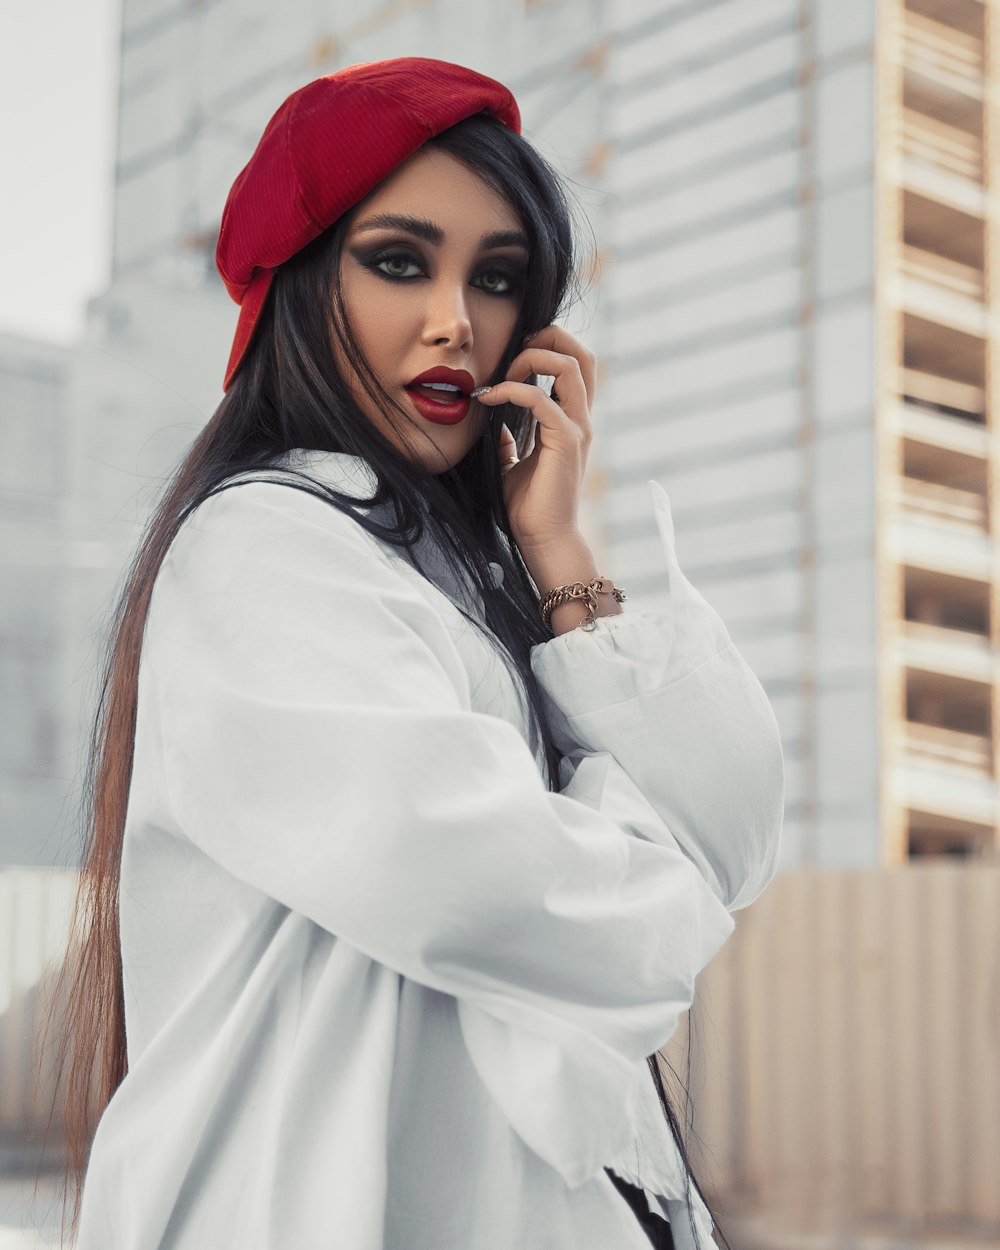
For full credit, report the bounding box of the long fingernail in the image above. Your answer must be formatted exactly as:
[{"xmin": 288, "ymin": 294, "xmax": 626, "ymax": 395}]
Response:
[{"xmin": 470, "ymin": 385, "xmax": 493, "ymax": 398}]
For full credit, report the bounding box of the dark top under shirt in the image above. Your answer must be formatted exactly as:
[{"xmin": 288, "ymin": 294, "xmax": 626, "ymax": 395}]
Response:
[{"xmin": 604, "ymin": 1168, "xmax": 675, "ymax": 1249}]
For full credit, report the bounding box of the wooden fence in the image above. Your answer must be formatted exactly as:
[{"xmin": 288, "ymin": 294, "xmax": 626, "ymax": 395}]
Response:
[{"xmin": 663, "ymin": 864, "xmax": 1000, "ymax": 1244}]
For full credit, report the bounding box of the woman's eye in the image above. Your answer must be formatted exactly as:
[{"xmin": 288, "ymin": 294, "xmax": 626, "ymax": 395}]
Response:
[
  {"xmin": 477, "ymin": 270, "xmax": 512, "ymax": 294},
  {"xmin": 377, "ymin": 255, "xmax": 421, "ymax": 279}
]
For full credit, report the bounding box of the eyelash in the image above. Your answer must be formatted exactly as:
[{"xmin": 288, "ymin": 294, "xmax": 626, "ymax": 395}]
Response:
[{"xmin": 363, "ymin": 248, "xmax": 523, "ymax": 297}]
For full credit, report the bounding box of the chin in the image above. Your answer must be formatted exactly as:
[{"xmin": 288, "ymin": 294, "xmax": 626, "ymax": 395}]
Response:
[
  {"xmin": 405, "ymin": 445, "xmax": 463, "ymax": 476},
  {"xmin": 434, "ymin": 449, "xmax": 474, "ymax": 475},
  {"xmin": 416, "ymin": 434, "xmax": 483, "ymax": 475}
]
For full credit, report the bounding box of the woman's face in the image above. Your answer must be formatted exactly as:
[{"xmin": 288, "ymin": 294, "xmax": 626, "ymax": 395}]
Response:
[{"xmin": 334, "ymin": 145, "xmax": 528, "ymax": 473}]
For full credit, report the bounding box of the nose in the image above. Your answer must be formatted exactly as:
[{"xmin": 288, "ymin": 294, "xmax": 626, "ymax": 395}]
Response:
[{"xmin": 421, "ymin": 273, "xmax": 473, "ymax": 350}]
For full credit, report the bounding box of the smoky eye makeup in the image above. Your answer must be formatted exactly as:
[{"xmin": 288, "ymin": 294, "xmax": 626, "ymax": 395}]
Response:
[
  {"xmin": 344, "ymin": 240, "xmax": 418, "ymax": 279},
  {"xmin": 468, "ymin": 254, "xmax": 528, "ymax": 296},
  {"xmin": 348, "ymin": 239, "xmax": 528, "ymax": 295}
]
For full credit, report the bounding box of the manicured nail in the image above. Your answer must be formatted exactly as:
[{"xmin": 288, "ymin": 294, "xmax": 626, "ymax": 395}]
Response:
[{"xmin": 470, "ymin": 385, "xmax": 493, "ymax": 398}]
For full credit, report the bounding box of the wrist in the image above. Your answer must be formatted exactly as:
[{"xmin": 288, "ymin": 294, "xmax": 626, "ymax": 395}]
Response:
[
  {"xmin": 520, "ymin": 534, "xmax": 624, "ymax": 637},
  {"xmin": 519, "ymin": 533, "xmax": 598, "ymax": 598}
]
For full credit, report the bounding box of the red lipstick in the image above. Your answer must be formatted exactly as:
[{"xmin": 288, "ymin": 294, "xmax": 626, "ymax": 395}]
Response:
[{"xmin": 405, "ymin": 366, "xmax": 476, "ymax": 426}]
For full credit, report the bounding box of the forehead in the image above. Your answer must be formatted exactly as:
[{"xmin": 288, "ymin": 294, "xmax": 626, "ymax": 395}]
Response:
[{"xmin": 347, "ymin": 146, "xmax": 522, "ymax": 235}]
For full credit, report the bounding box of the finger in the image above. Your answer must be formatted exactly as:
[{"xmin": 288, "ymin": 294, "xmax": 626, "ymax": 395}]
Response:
[
  {"xmin": 522, "ymin": 327, "xmax": 597, "ymax": 406},
  {"xmin": 476, "ymin": 380, "xmax": 586, "ymax": 442},
  {"xmin": 504, "ymin": 349, "xmax": 590, "ymax": 430},
  {"xmin": 507, "ymin": 347, "xmax": 584, "ymax": 392}
]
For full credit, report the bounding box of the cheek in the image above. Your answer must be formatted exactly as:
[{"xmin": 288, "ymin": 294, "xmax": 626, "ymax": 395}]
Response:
[
  {"xmin": 475, "ymin": 300, "xmax": 519, "ymax": 357},
  {"xmin": 337, "ymin": 276, "xmax": 399, "ymax": 375}
]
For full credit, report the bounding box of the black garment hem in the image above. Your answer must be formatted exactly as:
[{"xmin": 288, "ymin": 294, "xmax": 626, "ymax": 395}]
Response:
[{"xmin": 604, "ymin": 1167, "xmax": 675, "ymax": 1249}]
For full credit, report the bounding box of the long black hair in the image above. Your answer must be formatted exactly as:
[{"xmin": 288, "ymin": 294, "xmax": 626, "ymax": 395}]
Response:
[
  {"xmin": 53, "ymin": 109, "xmax": 728, "ymax": 1248},
  {"xmin": 205, "ymin": 110, "xmax": 578, "ymax": 789}
]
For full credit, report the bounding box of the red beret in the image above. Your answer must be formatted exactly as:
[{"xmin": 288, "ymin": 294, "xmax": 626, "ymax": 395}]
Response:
[{"xmin": 215, "ymin": 57, "xmax": 521, "ymax": 392}]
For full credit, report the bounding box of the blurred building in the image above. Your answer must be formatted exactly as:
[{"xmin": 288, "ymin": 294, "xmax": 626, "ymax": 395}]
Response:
[
  {"xmin": 6, "ymin": 0, "xmax": 996, "ymax": 874},
  {"xmin": 0, "ymin": 336, "xmax": 74, "ymax": 868},
  {"xmin": 601, "ymin": 0, "xmax": 997, "ymax": 872},
  {"xmin": 19, "ymin": 0, "xmax": 990, "ymax": 875},
  {"xmin": 877, "ymin": 0, "xmax": 998, "ymax": 862}
]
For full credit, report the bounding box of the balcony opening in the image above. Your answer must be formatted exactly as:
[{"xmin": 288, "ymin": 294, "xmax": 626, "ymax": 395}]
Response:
[
  {"xmin": 904, "ymin": 667, "xmax": 991, "ymax": 787},
  {"xmin": 900, "ymin": 102, "xmax": 982, "ymax": 183},
  {"xmin": 903, "ymin": 438, "xmax": 985, "ymax": 491},
  {"xmin": 902, "ymin": 1, "xmax": 984, "ymax": 135},
  {"xmin": 903, "ymin": 312, "xmax": 985, "ymax": 389},
  {"xmin": 903, "ymin": 565, "xmax": 990, "ymax": 636},
  {"xmin": 904, "ymin": 0, "xmax": 984, "ymax": 44},
  {"xmin": 907, "ymin": 808, "xmax": 993, "ymax": 858},
  {"xmin": 902, "ymin": 189, "xmax": 983, "ymax": 271},
  {"xmin": 899, "ymin": 437, "xmax": 988, "ymax": 531},
  {"xmin": 905, "ymin": 670, "xmax": 990, "ymax": 735}
]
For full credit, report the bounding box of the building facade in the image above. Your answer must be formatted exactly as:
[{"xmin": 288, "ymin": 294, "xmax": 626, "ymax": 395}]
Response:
[
  {"xmin": 0, "ymin": 336, "xmax": 73, "ymax": 867},
  {"xmin": 876, "ymin": 0, "xmax": 998, "ymax": 860},
  {"xmin": 4, "ymin": 0, "xmax": 999, "ymax": 872}
]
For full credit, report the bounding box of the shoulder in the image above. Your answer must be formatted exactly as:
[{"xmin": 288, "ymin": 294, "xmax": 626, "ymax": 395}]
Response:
[
  {"xmin": 164, "ymin": 453, "xmax": 394, "ymax": 591},
  {"xmin": 151, "ymin": 453, "xmax": 464, "ymax": 657},
  {"xmin": 144, "ymin": 457, "xmax": 473, "ymax": 706}
]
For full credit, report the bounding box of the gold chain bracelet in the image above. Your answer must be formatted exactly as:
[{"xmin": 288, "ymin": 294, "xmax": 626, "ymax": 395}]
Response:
[{"xmin": 539, "ymin": 576, "xmax": 628, "ymax": 633}]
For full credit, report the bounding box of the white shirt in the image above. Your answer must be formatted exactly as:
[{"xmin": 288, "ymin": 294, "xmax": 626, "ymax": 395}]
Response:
[{"xmin": 75, "ymin": 448, "xmax": 784, "ymax": 1250}]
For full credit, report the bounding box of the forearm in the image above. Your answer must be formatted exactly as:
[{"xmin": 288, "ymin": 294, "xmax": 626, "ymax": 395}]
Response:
[{"xmin": 519, "ymin": 533, "xmax": 624, "ymax": 637}]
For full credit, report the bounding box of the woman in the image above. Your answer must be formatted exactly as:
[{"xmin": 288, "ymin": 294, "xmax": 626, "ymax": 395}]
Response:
[{"xmin": 57, "ymin": 57, "xmax": 784, "ymax": 1250}]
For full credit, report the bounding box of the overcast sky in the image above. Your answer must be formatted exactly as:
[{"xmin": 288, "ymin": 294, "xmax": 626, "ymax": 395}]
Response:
[{"xmin": 1, "ymin": 0, "xmax": 120, "ymax": 345}]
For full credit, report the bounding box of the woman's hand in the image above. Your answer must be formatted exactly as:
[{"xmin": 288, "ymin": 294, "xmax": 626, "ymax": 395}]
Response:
[{"xmin": 475, "ymin": 324, "xmax": 597, "ymax": 554}]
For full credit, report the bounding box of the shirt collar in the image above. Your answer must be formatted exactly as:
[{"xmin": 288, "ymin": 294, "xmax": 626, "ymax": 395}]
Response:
[
  {"xmin": 269, "ymin": 448, "xmax": 380, "ymax": 501},
  {"xmin": 267, "ymin": 447, "xmax": 505, "ymax": 601}
]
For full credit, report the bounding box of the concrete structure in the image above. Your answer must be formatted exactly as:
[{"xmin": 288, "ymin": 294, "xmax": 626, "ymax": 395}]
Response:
[
  {"xmin": 602, "ymin": 0, "xmax": 999, "ymax": 869},
  {"xmin": 4, "ymin": 0, "xmax": 1000, "ymax": 873},
  {"xmin": 875, "ymin": 0, "xmax": 999, "ymax": 862},
  {"xmin": 602, "ymin": 0, "xmax": 882, "ymax": 871},
  {"xmin": 0, "ymin": 337, "xmax": 74, "ymax": 868}
]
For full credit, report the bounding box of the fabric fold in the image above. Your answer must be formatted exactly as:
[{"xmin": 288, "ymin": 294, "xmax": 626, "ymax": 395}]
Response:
[
  {"xmin": 530, "ymin": 479, "xmax": 784, "ymax": 912},
  {"xmin": 75, "ymin": 452, "xmax": 785, "ymax": 1249},
  {"xmin": 149, "ymin": 480, "xmax": 738, "ymax": 1187}
]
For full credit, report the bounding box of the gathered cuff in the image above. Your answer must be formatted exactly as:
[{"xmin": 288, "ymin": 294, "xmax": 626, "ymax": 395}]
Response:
[{"xmin": 529, "ymin": 479, "xmax": 735, "ymax": 722}]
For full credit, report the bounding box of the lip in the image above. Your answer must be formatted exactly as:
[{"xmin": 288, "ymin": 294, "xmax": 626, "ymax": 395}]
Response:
[
  {"xmin": 407, "ymin": 366, "xmax": 475, "ymax": 394},
  {"xmin": 405, "ymin": 388, "xmax": 471, "ymax": 425},
  {"xmin": 404, "ymin": 365, "xmax": 477, "ymax": 426}
]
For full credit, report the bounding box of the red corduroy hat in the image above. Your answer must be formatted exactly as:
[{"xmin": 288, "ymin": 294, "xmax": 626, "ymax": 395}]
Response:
[{"xmin": 215, "ymin": 57, "xmax": 521, "ymax": 392}]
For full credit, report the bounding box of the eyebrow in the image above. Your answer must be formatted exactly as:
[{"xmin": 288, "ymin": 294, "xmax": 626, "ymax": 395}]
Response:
[{"xmin": 351, "ymin": 212, "xmax": 529, "ymax": 252}]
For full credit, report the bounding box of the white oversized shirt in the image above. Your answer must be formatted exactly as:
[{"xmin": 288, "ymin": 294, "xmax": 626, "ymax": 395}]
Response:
[{"xmin": 74, "ymin": 448, "xmax": 784, "ymax": 1250}]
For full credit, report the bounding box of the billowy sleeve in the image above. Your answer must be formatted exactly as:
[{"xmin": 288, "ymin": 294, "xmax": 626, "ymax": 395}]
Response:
[
  {"xmin": 529, "ymin": 479, "xmax": 785, "ymax": 914},
  {"xmin": 146, "ymin": 483, "xmax": 744, "ymax": 1189}
]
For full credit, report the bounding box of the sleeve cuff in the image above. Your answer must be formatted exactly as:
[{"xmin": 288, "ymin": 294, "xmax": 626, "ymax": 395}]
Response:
[{"xmin": 529, "ymin": 479, "xmax": 735, "ymax": 722}]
